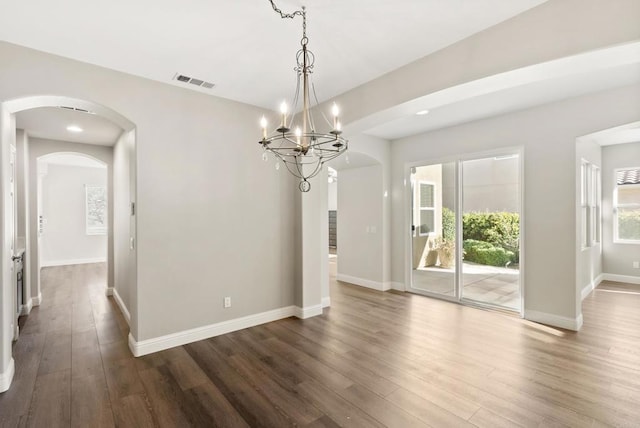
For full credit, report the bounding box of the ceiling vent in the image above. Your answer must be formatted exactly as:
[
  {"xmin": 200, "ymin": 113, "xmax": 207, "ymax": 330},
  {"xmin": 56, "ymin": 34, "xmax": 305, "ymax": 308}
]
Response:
[
  {"xmin": 57, "ymin": 106, "xmax": 95, "ymax": 114},
  {"xmin": 173, "ymin": 73, "xmax": 215, "ymax": 89}
]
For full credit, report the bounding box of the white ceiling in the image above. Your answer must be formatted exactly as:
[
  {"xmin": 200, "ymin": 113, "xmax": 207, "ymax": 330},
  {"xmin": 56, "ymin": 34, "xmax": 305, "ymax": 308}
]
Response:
[
  {"xmin": 15, "ymin": 107, "xmax": 123, "ymax": 146},
  {"xmin": 0, "ymin": 0, "xmax": 547, "ymax": 110},
  {"xmin": 6, "ymin": 0, "xmax": 635, "ymax": 148}
]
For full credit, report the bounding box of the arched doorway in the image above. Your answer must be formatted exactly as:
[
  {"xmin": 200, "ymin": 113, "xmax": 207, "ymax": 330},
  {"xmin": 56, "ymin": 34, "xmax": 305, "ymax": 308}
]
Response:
[{"xmin": 0, "ymin": 95, "xmax": 136, "ymax": 392}]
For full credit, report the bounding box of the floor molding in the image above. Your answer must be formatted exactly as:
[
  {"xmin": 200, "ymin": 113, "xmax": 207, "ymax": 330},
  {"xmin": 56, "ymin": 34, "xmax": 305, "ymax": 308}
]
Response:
[
  {"xmin": 112, "ymin": 288, "xmax": 131, "ymax": 325},
  {"xmin": 41, "ymin": 257, "xmax": 106, "ymax": 267},
  {"xmin": 0, "ymin": 358, "xmax": 15, "ymax": 393},
  {"xmin": 295, "ymin": 304, "xmax": 323, "ymax": 319},
  {"xmin": 525, "ymin": 309, "xmax": 583, "ymax": 331},
  {"xmin": 581, "ymin": 273, "xmax": 604, "ymax": 300},
  {"xmin": 32, "ymin": 292, "xmax": 42, "ymax": 306},
  {"xmin": 105, "ymin": 287, "xmax": 114, "ymax": 297},
  {"xmin": 602, "ymin": 273, "xmax": 640, "ymax": 285},
  {"xmin": 20, "ymin": 298, "xmax": 33, "ymax": 316},
  {"xmin": 128, "ymin": 305, "xmax": 302, "ymax": 357},
  {"xmin": 336, "ymin": 274, "xmax": 390, "ymax": 291},
  {"xmin": 321, "ymin": 297, "xmax": 331, "ymax": 308},
  {"xmin": 390, "ymin": 282, "xmax": 406, "ymax": 292}
]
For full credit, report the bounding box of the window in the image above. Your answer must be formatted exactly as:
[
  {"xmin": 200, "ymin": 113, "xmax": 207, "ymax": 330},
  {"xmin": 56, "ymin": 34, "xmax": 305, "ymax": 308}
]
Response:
[
  {"xmin": 580, "ymin": 160, "xmax": 590, "ymax": 248},
  {"xmin": 592, "ymin": 165, "xmax": 601, "ymax": 244},
  {"xmin": 418, "ymin": 182, "xmax": 435, "ymax": 236},
  {"xmin": 86, "ymin": 185, "xmax": 107, "ymax": 235},
  {"xmin": 581, "ymin": 161, "xmax": 602, "ymax": 248},
  {"xmin": 614, "ymin": 168, "xmax": 640, "ymax": 243}
]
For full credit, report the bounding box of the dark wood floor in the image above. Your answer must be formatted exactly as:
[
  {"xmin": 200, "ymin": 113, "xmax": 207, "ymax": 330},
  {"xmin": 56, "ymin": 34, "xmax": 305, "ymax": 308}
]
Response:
[{"xmin": 1, "ymin": 261, "xmax": 640, "ymax": 427}]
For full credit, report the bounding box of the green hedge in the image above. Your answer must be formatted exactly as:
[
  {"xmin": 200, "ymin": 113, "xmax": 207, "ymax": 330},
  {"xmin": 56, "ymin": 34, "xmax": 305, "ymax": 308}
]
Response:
[
  {"xmin": 462, "ymin": 212, "xmax": 519, "ymax": 262},
  {"xmin": 442, "ymin": 207, "xmax": 455, "ymax": 242},
  {"xmin": 463, "ymin": 239, "xmax": 515, "ymax": 267}
]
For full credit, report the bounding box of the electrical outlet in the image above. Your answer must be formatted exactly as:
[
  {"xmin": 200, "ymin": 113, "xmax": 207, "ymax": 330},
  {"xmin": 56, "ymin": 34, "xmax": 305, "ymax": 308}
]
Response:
[
  {"xmin": 633, "ymin": 261, "xmax": 639, "ymax": 269},
  {"xmin": 224, "ymin": 297, "xmax": 231, "ymax": 308}
]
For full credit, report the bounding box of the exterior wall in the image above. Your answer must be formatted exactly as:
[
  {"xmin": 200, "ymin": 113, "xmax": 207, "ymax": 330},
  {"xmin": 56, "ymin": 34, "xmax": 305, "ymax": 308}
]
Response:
[
  {"xmin": 411, "ymin": 164, "xmax": 443, "ymax": 269},
  {"xmin": 462, "ymin": 156, "xmax": 520, "ymax": 213}
]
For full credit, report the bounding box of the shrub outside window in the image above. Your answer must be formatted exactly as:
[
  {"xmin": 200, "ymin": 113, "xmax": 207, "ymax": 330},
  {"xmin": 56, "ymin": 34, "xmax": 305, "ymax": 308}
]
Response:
[{"xmin": 614, "ymin": 168, "xmax": 640, "ymax": 243}]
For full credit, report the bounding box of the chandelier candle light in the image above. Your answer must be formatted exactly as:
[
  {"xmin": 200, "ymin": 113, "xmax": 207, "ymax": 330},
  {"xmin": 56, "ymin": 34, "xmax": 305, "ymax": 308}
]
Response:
[{"xmin": 259, "ymin": 0, "xmax": 348, "ymax": 192}]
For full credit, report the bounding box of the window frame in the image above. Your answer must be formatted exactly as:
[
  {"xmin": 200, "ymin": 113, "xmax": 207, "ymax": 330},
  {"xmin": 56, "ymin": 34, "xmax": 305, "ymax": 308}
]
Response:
[
  {"xmin": 614, "ymin": 167, "xmax": 640, "ymax": 244},
  {"xmin": 580, "ymin": 160, "xmax": 590, "ymax": 250},
  {"xmin": 418, "ymin": 181, "xmax": 436, "ymax": 237},
  {"xmin": 591, "ymin": 165, "xmax": 601, "ymax": 245}
]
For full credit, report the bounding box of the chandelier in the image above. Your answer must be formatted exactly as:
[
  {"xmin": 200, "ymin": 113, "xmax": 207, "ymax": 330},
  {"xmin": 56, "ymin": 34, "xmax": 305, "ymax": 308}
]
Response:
[{"xmin": 259, "ymin": 1, "xmax": 348, "ymax": 192}]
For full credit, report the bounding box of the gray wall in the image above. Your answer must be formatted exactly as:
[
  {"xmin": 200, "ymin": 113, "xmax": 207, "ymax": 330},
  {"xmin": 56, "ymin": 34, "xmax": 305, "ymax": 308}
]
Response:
[
  {"xmin": 0, "ymin": 41, "xmax": 297, "ymax": 342},
  {"xmin": 113, "ymin": 130, "xmax": 136, "ymax": 325},
  {"xmin": 337, "ymin": 165, "xmax": 384, "ymax": 287},
  {"xmin": 602, "ymin": 142, "xmax": 640, "ymax": 278},
  {"xmin": 40, "ymin": 162, "xmax": 107, "ymax": 265}
]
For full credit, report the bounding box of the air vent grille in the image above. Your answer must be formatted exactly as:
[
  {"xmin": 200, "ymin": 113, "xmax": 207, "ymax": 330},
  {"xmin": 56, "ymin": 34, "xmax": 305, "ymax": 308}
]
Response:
[
  {"xmin": 58, "ymin": 106, "xmax": 94, "ymax": 114},
  {"xmin": 173, "ymin": 73, "xmax": 215, "ymax": 90}
]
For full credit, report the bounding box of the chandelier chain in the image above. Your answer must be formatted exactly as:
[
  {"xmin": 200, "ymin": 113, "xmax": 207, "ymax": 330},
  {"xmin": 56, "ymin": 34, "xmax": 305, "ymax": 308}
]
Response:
[{"xmin": 267, "ymin": 0, "xmax": 307, "ymax": 41}]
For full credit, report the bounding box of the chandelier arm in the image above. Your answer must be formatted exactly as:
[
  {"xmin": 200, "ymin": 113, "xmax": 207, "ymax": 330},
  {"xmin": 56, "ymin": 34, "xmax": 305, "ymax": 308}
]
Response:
[
  {"xmin": 283, "ymin": 159, "xmax": 305, "ymax": 179},
  {"xmin": 310, "ymin": 78, "xmax": 333, "ymax": 129},
  {"xmin": 289, "ymin": 69, "xmax": 302, "ymax": 129}
]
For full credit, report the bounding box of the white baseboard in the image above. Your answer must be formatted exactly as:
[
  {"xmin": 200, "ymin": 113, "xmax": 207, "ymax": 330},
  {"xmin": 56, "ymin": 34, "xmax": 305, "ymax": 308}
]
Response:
[
  {"xmin": 41, "ymin": 257, "xmax": 106, "ymax": 267},
  {"xmin": 0, "ymin": 358, "xmax": 15, "ymax": 393},
  {"xmin": 112, "ymin": 288, "xmax": 131, "ymax": 326},
  {"xmin": 32, "ymin": 292, "xmax": 42, "ymax": 306},
  {"xmin": 390, "ymin": 282, "xmax": 406, "ymax": 292},
  {"xmin": 321, "ymin": 297, "xmax": 331, "ymax": 308},
  {"xmin": 581, "ymin": 274, "xmax": 603, "ymax": 300},
  {"xmin": 20, "ymin": 298, "xmax": 33, "ymax": 316},
  {"xmin": 602, "ymin": 273, "xmax": 640, "ymax": 285},
  {"xmin": 128, "ymin": 305, "xmax": 304, "ymax": 357},
  {"xmin": 525, "ymin": 309, "xmax": 583, "ymax": 331},
  {"xmin": 337, "ymin": 274, "xmax": 390, "ymax": 291},
  {"xmin": 295, "ymin": 304, "xmax": 323, "ymax": 319},
  {"xmin": 105, "ymin": 287, "xmax": 114, "ymax": 297}
]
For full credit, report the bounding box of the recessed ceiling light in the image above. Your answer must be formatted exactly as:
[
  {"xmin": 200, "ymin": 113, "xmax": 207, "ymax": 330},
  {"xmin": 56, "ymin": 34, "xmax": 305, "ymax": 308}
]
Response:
[
  {"xmin": 66, "ymin": 125, "xmax": 83, "ymax": 133},
  {"xmin": 416, "ymin": 110, "xmax": 430, "ymax": 116}
]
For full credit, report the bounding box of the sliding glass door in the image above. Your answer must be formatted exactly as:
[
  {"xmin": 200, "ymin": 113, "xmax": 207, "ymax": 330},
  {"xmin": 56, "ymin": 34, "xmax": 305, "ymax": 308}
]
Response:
[
  {"xmin": 409, "ymin": 153, "xmax": 522, "ymax": 313},
  {"xmin": 460, "ymin": 155, "xmax": 521, "ymax": 311},
  {"xmin": 410, "ymin": 162, "xmax": 458, "ymax": 299}
]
